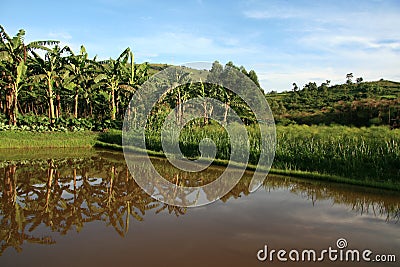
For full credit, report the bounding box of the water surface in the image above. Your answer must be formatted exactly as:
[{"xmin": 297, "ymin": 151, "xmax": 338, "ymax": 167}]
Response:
[{"xmin": 0, "ymin": 149, "xmax": 399, "ymax": 266}]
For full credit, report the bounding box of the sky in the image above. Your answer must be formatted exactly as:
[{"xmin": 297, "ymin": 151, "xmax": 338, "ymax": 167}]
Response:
[{"xmin": 1, "ymin": 0, "xmax": 400, "ymax": 92}]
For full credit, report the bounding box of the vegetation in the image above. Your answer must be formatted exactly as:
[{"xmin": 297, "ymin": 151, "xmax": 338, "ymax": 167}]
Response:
[
  {"xmin": 1, "ymin": 25, "xmax": 398, "ymax": 130},
  {"xmin": 1, "ymin": 25, "xmax": 399, "ymax": 190},
  {"xmin": 98, "ymin": 125, "xmax": 400, "ymax": 189},
  {"xmin": 267, "ymin": 79, "xmax": 400, "ymax": 127},
  {"xmin": 0, "ymin": 26, "xmax": 152, "ymax": 129},
  {"xmin": 0, "ymin": 26, "xmax": 262, "ymax": 130},
  {"xmin": 0, "ymin": 131, "xmax": 98, "ymax": 149},
  {"xmin": 274, "ymin": 125, "xmax": 399, "ymax": 184}
]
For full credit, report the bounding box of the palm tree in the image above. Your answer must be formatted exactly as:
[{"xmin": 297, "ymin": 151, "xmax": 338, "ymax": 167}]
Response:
[
  {"xmin": 65, "ymin": 45, "xmax": 98, "ymax": 118},
  {"xmin": 94, "ymin": 48, "xmax": 135, "ymax": 120},
  {"xmin": 29, "ymin": 45, "xmax": 71, "ymax": 125},
  {"xmin": 0, "ymin": 25, "xmax": 58, "ymax": 125}
]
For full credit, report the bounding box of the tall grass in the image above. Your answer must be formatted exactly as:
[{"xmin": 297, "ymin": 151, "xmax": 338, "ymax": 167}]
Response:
[
  {"xmin": 274, "ymin": 125, "xmax": 400, "ymax": 182},
  {"xmin": 0, "ymin": 131, "xmax": 99, "ymax": 148},
  {"xmin": 115, "ymin": 124, "xmax": 400, "ymax": 184}
]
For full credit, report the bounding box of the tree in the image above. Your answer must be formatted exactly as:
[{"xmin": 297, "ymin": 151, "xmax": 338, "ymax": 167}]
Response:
[
  {"xmin": 304, "ymin": 82, "xmax": 317, "ymax": 92},
  {"xmin": 248, "ymin": 70, "xmax": 261, "ymax": 88},
  {"xmin": 95, "ymin": 48, "xmax": 135, "ymax": 120},
  {"xmin": 292, "ymin": 82, "xmax": 299, "ymax": 92},
  {"xmin": 318, "ymin": 82, "xmax": 329, "ymax": 94},
  {"xmin": 0, "ymin": 26, "xmax": 58, "ymax": 125},
  {"xmin": 65, "ymin": 45, "xmax": 99, "ymax": 118},
  {"xmin": 207, "ymin": 61, "xmax": 224, "ymax": 124},
  {"xmin": 29, "ymin": 45, "xmax": 71, "ymax": 125},
  {"xmin": 239, "ymin": 66, "xmax": 248, "ymax": 76},
  {"xmin": 356, "ymin": 77, "xmax": 363, "ymax": 83},
  {"xmin": 346, "ymin": 73, "xmax": 353, "ymax": 84}
]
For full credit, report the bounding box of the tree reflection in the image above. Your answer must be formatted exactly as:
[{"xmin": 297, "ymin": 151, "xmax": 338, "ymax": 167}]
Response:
[
  {"xmin": 263, "ymin": 176, "xmax": 400, "ymax": 222},
  {"xmin": 0, "ymin": 153, "xmax": 194, "ymax": 254},
  {"xmin": 0, "ymin": 164, "xmax": 55, "ymax": 254},
  {"xmin": 0, "ymin": 151, "xmax": 399, "ymax": 254}
]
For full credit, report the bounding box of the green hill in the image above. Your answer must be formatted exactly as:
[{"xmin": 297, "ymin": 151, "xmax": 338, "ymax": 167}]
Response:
[{"xmin": 266, "ymin": 79, "xmax": 400, "ymax": 127}]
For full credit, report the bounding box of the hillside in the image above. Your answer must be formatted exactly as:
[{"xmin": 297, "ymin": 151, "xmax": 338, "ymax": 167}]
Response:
[{"xmin": 265, "ymin": 79, "xmax": 400, "ymax": 127}]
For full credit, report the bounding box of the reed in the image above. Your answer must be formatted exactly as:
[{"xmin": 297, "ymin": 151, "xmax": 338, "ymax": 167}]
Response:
[{"xmin": 115, "ymin": 124, "xmax": 400, "ymax": 185}]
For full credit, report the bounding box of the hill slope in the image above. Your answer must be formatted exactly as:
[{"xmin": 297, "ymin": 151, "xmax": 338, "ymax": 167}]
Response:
[{"xmin": 265, "ymin": 79, "xmax": 400, "ymax": 127}]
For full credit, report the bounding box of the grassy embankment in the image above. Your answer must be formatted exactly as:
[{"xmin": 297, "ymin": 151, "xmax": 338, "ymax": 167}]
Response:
[
  {"xmin": 96, "ymin": 125, "xmax": 400, "ymax": 191},
  {"xmin": 0, "ymin": 131, "xmax": 98, "ymax": 149}
]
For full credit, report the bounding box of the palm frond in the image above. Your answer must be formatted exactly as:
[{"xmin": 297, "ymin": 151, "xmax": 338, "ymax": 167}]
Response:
[
  {"xmin": 116, "ymin": 47, "xmax": 131, "ymax": 62},
  {"xmin": 0, "ymin": 25, "xmax": 12, "ymax": 43}
]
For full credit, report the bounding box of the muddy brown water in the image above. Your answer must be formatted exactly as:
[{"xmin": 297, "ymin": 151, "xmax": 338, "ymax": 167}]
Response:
[{"xmin": 0, "ymin": 148, "xmax": 399, "ymax": 267}]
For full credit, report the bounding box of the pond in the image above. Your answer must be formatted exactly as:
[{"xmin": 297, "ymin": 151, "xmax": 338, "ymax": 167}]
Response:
[{"xmin": 0, "ymin": 148, "xmax": 399, "ymax": 266}]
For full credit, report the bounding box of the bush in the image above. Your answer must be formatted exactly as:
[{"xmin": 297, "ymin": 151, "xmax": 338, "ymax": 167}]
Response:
[{"xmin": 0, "ymin": 114, "xmax": 123, "ymax": 132}]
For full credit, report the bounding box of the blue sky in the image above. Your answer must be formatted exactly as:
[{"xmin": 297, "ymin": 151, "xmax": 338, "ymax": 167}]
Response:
[{"xmin": 2, "ymin": 0, "xmax": 400, "ymax": 91}]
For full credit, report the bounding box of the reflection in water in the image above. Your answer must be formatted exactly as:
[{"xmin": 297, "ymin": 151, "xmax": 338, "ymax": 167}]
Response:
[
  {"xmin": 264, "ymin": 177, "xmax": 400, "ymax": 223},
  {"xmin": 0, "ymin": 149, "xmax": 399, "ymax": 256}
]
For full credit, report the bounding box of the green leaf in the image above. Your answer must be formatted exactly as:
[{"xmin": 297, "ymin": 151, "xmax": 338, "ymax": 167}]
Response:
[
  {"xmin": 94, "ymin": 73, "xmax": 107, "ymax": 83},
  {"xmin": 16, "ymin": 60, "xmax": 27, "ymax": 86}
]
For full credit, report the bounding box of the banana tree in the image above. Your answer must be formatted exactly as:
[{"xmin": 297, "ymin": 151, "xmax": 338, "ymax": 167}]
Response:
[
  {"xmin": 94, "ymin": 47, "xmax": 135, "ymax": 121},
  {"xmin": 0, "ymin": 25, "xmax": 58, "ymax": 125},
  {"xmin": 29, "ymin": 45, "xmax": 70, "ymax": 125},
  {"xmin": 65, "ymin": 45, "xmax": 98, "ymax": 118}
]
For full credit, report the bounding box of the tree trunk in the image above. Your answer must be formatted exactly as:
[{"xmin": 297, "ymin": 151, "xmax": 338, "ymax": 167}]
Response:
[
  {"xmin": 74, "ymin": 91, "xmax": 79, "ymax": 118},
  {"xmin": 125, "ymin": 106, "xmax": 131, "ymax": 131},
  {"xmin": 48, "ymin": 79, "xmax": 55, "ymax": 125},
  {"xmin": 116, "ymin": 95, "xmax": 120, "ymax": 119},
  {"xmin": 111, "ymin": 87, "xmax": 116, "ymax": 120},
  {"xmin": 203, "ymin": 100, "xmax": 208, "ymax": 126},
  {"xmin": 32, "ymin": 102, "xmax": 37, "ymax": 115},
  {"xmin": 0, "ymin": 90, "xmax": 3, "ymax": 112},
  {"xmin": 132, "ymin": 106, "xmax": 137, "ymax": 128},
  {"xmin": 223, "ymin": 102, "xmax": 229, "ymax": 125},
  {"xmin": 10, "ymin": 83, "xmax": 18, "ymax": 126},
  {"xmin": 176, "ymin": 89, "xmax": 182, "ymax": 126},
  {"xmin": 17, "ymin": 101, "xmax": 23, "ymax": 116},
  {"xmin": 56, "ymin": 94, "xmax": 61, "ymax": 119},
  {"xmin": 5, "ymin": 88, "xmax": 13, "ymax": 125}
]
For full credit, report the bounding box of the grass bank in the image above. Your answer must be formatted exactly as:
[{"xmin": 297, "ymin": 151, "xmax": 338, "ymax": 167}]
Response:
[
  {"xmin": 96, "ymin": 125, "xmax": 400, "ymax": 191},
  {"xmin": 0, "ymin": 130, "xmax": 99, "ymax": 148},
  {"xmin": 95, "ymin": 140, "xmax": 400, "ymax": 191}
]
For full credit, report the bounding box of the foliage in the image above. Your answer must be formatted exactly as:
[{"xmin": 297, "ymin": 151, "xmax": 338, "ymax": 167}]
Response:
[
  {"xmin": 99, "ymin": 125, "xmax": 400, "ymax": 184},
  {"xmin": 0, "ymin": 25, "xmax": 150, "ymax": 129},
  {"xmin": 0, "ymin": 130, "xmax": 98, "ymax": 148},
  {"xmin": 267, "ymin": 79, "xmax": 400, "ymax": 127},
  {"xmin": 1, "ymin": 25, "xmax": 265, "ymax": 132},
  {"xmin": 274, "ymin": 125, "xmax": 400, "ymax": 182}
]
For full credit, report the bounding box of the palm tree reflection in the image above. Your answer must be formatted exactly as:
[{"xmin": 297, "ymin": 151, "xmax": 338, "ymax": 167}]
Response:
[{"xmin": 0, "ymin": 151, "xmax": 399, "ymax": 254}]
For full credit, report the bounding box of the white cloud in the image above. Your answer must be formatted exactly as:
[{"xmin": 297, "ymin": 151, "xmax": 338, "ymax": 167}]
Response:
[
  {"xmin": 256, "ymin": 45, "xmax": 400, "ymax": 92},
  {"xmin": 241, "ymin": 3, "xmax": 400, "ymax": 91},
  {"xmin": 126, "ymin": 31, "xmax": 258, "ymax": 63}
]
